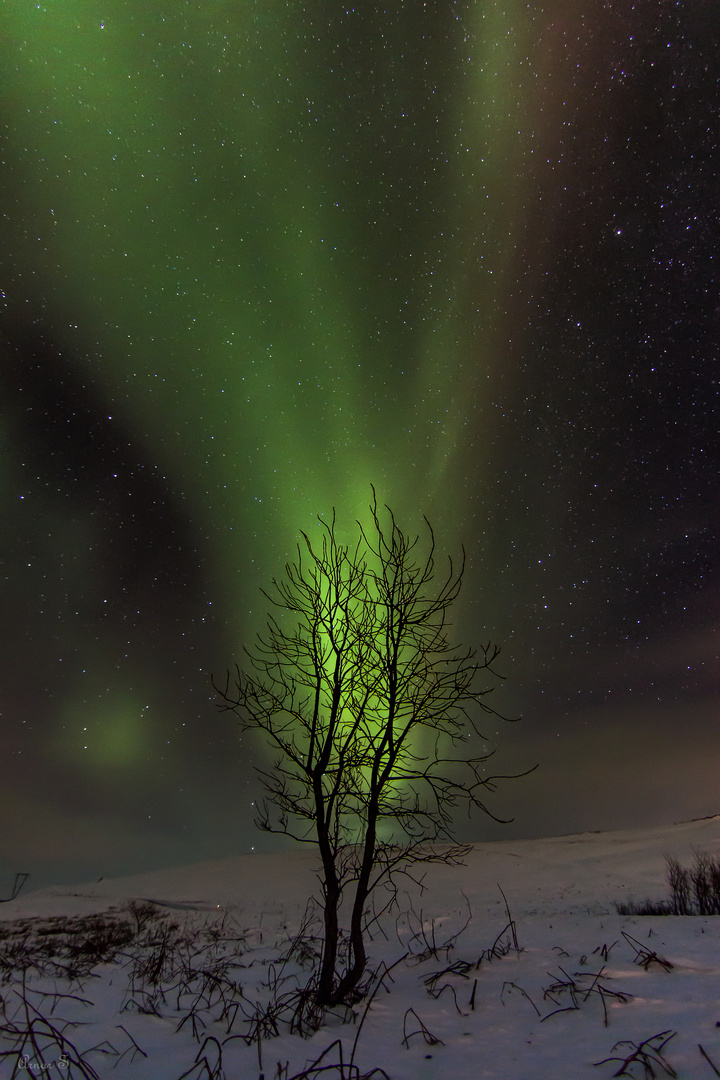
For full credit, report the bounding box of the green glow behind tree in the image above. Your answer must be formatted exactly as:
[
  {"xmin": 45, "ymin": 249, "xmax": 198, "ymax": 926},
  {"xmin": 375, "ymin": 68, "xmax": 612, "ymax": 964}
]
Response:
[{"xmin": 215, "ymin": 494, "xmax": 525, "ymax": 1007}]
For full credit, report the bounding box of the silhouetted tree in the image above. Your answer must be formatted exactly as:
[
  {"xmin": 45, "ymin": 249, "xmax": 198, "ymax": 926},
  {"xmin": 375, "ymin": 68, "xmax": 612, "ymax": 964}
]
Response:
[{"xmin": 215, "ymin": 494, "xmax": 525, "ymax": 1007}]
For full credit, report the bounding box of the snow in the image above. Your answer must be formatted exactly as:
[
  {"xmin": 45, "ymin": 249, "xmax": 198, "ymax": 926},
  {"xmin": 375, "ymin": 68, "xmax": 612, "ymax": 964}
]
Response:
[{"xmin": 2, "ymin": 816, "xmax": 720, "ymax": 1079}]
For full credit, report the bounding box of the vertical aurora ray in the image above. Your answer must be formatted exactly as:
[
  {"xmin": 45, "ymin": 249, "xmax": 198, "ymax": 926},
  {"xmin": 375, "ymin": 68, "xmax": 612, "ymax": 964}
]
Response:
[
  {"xmin": 0, "ymin": 0, "xmax": 592, "ymax": 842},
  {"xmin": 1, "ymin": 2, "xmax": 542, "ymax": 578}
]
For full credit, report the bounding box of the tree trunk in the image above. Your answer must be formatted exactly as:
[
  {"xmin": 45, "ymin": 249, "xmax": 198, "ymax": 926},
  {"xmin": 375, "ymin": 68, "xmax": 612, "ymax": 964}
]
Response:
[
  {"xmin": 317, "ymin": 875, "xmax": 340, "ymax": 1005},
  {"xmin": 329, "ymin": 882, "xmax": 368, "ymax": 1004},
  {"xmin": 315, "ymin": 807, "xmax": 342, "ymax": 1005},
  {"xmin": 329, "ymin": 807, "xmax": 377, "ymax": 1004}
]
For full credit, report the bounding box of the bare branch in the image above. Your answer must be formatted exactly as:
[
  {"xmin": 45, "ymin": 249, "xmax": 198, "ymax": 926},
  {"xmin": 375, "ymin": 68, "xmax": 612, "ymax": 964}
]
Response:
[{"xmin": 214, "ymin": 494, "xmax": 531, "ymax": 1005}]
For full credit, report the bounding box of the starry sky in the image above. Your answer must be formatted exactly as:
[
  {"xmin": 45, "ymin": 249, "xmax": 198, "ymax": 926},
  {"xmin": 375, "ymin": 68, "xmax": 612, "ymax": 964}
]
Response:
[{"xmin": 1, "ymin": 1, "xmax": 718, "ymax": 891}]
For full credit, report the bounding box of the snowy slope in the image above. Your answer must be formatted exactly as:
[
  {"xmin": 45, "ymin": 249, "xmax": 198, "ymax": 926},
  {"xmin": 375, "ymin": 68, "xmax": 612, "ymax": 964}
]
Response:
[{"xmin": 1, "ymin": 816, "xmax": 719, "ymax": 1079}]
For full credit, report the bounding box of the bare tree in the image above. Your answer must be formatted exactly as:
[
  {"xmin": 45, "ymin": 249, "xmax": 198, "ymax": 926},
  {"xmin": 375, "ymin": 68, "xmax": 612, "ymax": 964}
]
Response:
[{"xmin": 215, "ymin": 494, "xmax": 526, "ymax": 1007}]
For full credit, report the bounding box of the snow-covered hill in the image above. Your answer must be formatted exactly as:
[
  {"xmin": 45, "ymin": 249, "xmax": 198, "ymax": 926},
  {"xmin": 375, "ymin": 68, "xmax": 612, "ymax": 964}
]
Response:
[{"xmin": 2, "ymin": 816, "xmax": 719, "ymax": 1079}]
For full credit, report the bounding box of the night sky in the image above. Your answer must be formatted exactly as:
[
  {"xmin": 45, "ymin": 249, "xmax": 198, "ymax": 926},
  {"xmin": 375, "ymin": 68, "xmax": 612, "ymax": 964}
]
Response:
[{"xmin": 1, "ymin": 2, "xmax": 718, "ymax": 891}]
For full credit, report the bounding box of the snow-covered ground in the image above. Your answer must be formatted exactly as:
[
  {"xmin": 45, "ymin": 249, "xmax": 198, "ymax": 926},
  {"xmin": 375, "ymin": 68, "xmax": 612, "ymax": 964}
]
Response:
[{"xmin": 2, "ymin": 815, "xmax": 720, "ymax": 1079}]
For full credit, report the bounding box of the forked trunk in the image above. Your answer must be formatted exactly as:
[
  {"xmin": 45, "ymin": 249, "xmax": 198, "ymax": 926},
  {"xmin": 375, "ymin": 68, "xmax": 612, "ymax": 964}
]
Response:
[
  {"xmin": 329, "ymin": 882, "xmax": 369, "ymax": 1004},
  {"xmin": 327, "ymin": 808, "xmax": 377, "ymax": 1005}
]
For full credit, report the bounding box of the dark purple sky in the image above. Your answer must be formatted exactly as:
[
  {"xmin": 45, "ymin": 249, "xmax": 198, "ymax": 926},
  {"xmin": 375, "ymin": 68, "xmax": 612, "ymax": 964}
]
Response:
[{"xmin": 1, "ymin": 1, "xmax": 717, "ymax": 890}]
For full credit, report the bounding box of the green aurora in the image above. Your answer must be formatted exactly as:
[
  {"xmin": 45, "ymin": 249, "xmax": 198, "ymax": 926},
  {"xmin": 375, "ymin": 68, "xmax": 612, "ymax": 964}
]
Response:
[
  {"xmin": 3, "ymin": 2, "xmax": 536, "ymax": 564},
  {"xmin": 2, "ymin": 2, "xmax": 717, "ymax": 885}
]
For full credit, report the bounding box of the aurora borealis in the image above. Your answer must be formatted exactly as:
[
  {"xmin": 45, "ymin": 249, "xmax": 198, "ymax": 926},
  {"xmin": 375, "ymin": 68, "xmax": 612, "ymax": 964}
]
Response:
[{"xmin": 1, "ymin": 2, "xmax": 718, "ymax": 889}]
